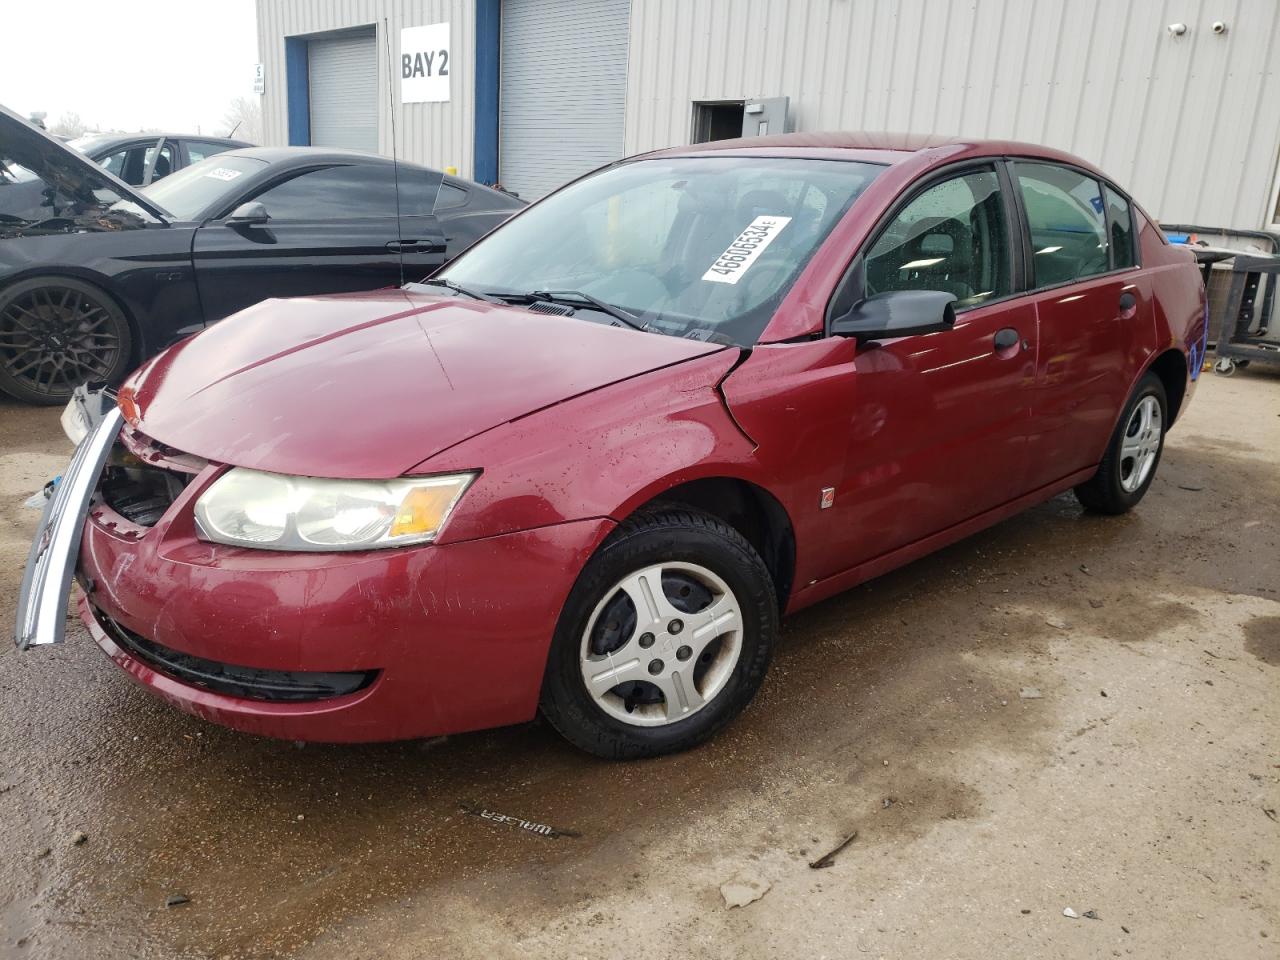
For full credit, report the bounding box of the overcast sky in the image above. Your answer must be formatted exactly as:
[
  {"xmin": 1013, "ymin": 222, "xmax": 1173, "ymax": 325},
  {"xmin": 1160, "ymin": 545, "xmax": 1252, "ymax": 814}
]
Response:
[{"xmin": 1, "ymin": 0, "xmax": 259, "ymax": 135}]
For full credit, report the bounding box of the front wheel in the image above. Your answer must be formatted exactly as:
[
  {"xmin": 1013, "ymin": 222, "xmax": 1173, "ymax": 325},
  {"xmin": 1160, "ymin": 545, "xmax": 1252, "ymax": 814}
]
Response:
[
  {"xmin": 1074, "ymin": 372, "xmax": 1168, "ymax": 514},
  {"xmin": 0, "ymin": 277, "xmax": 134, "ymax": 405},
  {"xmin": 540, "ymin": 508, "xmax": 777, "ymax": 759}
]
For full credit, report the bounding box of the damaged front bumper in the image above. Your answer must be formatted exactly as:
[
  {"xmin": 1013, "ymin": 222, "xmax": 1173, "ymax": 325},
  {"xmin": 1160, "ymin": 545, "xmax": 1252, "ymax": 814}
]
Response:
[{"xmin": 15, "ymin": 388, "xmax": 123, "ymax": 649}]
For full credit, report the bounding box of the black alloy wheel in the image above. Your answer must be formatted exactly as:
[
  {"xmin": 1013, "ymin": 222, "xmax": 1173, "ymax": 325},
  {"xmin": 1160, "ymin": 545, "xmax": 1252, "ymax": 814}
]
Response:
[{"xmin": 0, "ymin": 277, "xmax": 133, "ymax": 405}]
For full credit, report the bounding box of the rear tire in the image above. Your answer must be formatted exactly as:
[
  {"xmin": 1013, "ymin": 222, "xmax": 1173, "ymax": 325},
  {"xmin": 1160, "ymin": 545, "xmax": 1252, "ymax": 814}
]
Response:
[
  {"xmin": 1073, "ymin": 372, "xmax": 1168, "ymax": 515},
  {"xmin": 0, "ymin": 276, "xmax": 133, "ymax": 405},
  {"xmin": 540, "ymin": 508, "xmax": 777, "ymax": 759}
]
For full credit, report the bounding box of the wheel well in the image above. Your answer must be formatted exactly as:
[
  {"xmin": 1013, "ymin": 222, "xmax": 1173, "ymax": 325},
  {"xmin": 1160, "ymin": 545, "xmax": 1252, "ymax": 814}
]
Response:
[
  {"xmin": 1148, "ymin": 348, "xmax": 1188, "ymax": 424},
  {"xmin": 641, "ymin": 477, "xmax": 796, "ymax": 611}
]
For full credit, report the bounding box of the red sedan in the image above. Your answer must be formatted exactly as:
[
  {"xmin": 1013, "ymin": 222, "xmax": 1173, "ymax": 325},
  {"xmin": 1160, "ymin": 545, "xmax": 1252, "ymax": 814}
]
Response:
[{"xmin": 18, "ymin": 133, "xmax": 1206, "ymax": 758}]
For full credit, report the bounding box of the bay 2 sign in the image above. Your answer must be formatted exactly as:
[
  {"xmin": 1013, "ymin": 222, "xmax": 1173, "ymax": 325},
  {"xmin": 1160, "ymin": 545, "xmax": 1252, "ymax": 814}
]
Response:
[{"xmin": 401, "ymin": 22, "xmax": 450, "ymax": 103}]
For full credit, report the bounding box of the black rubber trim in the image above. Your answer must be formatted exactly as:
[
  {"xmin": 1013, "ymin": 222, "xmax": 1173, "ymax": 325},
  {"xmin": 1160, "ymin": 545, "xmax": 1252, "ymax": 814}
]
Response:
[{"xmin": 94, "ymin": 608, "xmax": 377, "ymax": 703}]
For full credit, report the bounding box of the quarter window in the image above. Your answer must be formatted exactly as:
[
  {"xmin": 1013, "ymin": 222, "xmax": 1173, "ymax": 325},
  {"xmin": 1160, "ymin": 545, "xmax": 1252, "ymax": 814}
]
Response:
[
  {"xmin": 1104, "ymin": 185, "xmax": 1137, "ymax": 268},
  {"xmin": 1016, "ymin": 162, "xmax": 1108, "ymax": 286},
  {"xmin": 865, "ymin": 169, "xmax": 1011, "ymax": 307},
  {"xmin": 434, "ymin": 181, "xmax": 469, "ymax": 210}
]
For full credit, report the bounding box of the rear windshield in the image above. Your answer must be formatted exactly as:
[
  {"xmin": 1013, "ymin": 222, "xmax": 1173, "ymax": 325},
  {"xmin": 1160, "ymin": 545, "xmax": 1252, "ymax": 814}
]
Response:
[{"xmin": 143, "ymin": 155, "xmax": 268, "ymax": 220}]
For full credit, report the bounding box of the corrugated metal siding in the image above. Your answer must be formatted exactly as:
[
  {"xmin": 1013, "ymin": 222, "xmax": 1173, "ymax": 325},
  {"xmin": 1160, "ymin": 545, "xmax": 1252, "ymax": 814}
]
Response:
[
  {"xmin": 625, "ymin": 0, "xmax": 1280, "ymax": 229},
  {"xmin": 308, "ymin": 29, "xmax": 378, "ymax": 151},
  {"xmin": 256, "ymin": 0, "xmax": 475, "ymax": 177},
  {"xmin": 499, "ymin": 0, "xmax": 630, "ymax": 199}
]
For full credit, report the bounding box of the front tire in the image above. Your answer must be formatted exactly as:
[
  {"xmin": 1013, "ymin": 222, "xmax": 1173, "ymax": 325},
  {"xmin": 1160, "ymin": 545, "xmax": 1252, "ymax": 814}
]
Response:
[
  {"xmin": 1074, "ymin": 372, "xmax": 1168, "ymax": 515},
  {"xmin": 540, "ymin": 508, "xmax": 777, "ymax": 759},
  {"xmin": 0, "ymin": 277, "xmax": 134, "ymax": 405}
]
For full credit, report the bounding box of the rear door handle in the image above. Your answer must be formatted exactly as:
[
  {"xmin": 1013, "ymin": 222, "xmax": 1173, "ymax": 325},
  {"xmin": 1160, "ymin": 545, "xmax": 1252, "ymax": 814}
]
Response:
[
  {"xmin": 1119, "ymin": 291, "xmax": 1137, "ymax": 312},
  {"xmin": 993, "ymin": 327, "xmax": 1021, "ymax": 352}
]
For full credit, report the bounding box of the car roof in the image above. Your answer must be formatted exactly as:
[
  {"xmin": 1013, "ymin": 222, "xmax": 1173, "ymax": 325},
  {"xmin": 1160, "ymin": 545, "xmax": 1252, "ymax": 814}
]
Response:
[
  {"xmin": 76, "ymin": 133, "xmax": 251, "ymax": 150},
  {"xmin": 647, "ymin": 131, "xmax": 1109, "ymax": 177},
  {"xmin": 217, "ymin": 145, "xmax": 433, "ymax": 169}
]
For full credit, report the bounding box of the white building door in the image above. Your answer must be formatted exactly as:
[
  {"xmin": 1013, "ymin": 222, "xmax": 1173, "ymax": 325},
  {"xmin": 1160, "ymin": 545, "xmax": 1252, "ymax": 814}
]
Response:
[
  {"xmin": 308, "ymin": 28, "xmax": 378, "ymax": 153},
  {"xmin": 499, "ymin": 0, "xmax": 630, "ymax": 200}
]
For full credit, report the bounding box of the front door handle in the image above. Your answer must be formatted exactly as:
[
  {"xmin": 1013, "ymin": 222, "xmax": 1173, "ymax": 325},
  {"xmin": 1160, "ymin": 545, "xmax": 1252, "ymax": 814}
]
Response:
[
  {"xmin": 993, "ymin": 327, "xmax": 1020, "ymax": 352},
  {"xmin": 1119, "ymin": 291, "xmax": 1137, "ymax": 313},
  {"xmin": 386, "ymin": 240, "xmax": 445, "ymax": 254}
]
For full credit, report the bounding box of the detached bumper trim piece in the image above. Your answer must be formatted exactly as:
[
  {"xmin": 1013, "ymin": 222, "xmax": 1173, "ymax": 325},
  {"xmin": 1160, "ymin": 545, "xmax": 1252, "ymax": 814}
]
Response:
[{"xmin": 15, "ymin": 405, "xmax": 124, "ymax": 649}]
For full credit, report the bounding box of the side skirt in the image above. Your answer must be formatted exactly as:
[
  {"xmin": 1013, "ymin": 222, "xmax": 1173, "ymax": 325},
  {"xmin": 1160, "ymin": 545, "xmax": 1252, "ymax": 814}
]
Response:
[{"xmin": 785, "ymin": 465, "xmax": 1098, "ymax": 615}]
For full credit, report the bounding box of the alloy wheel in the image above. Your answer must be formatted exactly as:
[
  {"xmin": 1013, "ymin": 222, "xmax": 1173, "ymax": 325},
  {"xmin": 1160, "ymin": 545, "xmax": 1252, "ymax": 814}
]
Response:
[
  {"xmin": 0, "ymin": 284, "xmax": 124, "ymax": 399},
  {"xmin": 1118, "ymin": 395, "xmax": 1162, "ymax": 493}
]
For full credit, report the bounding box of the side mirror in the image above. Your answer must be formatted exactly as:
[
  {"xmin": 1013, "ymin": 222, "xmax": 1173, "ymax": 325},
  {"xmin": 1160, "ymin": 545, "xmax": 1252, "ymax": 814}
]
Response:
[
  {"xmin": 226, "ymin": 201, "xmax": 269, "ymax": 225},
  {"xmin": 830, "ymin": 290, "xmax": 958, "ymax": 340}
]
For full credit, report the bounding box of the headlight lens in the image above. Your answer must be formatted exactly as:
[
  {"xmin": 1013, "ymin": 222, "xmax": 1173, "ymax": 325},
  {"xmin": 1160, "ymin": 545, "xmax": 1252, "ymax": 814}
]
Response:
[{"xmin": 194, "ymin": 468, "xmax": 476, "ymax": 551}]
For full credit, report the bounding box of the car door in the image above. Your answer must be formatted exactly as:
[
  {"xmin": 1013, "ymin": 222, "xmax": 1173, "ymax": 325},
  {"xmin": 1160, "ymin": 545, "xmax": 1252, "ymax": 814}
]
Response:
[
  {"xmin": 1012, "ymin": 162, "xmax": 1145, "ymax": 490},
  {"xmin": 191, "ymin": 162, "xmax": 446, "ymax": 321},
  {"xmin": 823, "ymin": 164, "xmax": 1038, "ymax": 567}
]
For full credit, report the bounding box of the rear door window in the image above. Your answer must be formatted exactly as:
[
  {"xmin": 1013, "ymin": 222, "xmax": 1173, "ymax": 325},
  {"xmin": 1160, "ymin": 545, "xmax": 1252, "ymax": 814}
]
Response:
[
  {"xmin": 99, "ymin": 145, "xmax": 151, "ymax": 185},
  {"xmin": 1104, "ymin": 185, "xmax": 1137, "ymax": 268},
  {"xmin": 864, "ymin": 168, "xmax": 1012, "ymax": 308},
  {"xmin": 185, "ymin": 140, "xmax": 237, "ymax": 164},
  {"xmin": 143, "ymin": 141, "xmax": 177, "ymax": 182},
  {"xmin": 1015, "ymin": 162, "xmax": 1108, "ymax": 287}
]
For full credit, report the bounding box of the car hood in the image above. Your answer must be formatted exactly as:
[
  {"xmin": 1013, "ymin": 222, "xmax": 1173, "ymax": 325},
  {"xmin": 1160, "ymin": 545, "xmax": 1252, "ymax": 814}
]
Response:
[
  {"xmin": 0, "ymin": 104, "xmax": 169, "ymax": 236},
  {"xmin": 121, "ymin": 289, "xmax": 729, "ymax": 478}
]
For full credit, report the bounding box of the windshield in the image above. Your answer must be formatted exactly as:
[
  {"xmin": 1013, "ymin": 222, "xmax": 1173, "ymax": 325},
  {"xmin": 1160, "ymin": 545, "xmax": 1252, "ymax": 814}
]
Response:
[
  {"xmin": 438, "ymin": 156, "xmax": 881, "ymax": 344},
  {"xmin": 143, "ymin": 155, "xmax": 267, "ymax": 220}
]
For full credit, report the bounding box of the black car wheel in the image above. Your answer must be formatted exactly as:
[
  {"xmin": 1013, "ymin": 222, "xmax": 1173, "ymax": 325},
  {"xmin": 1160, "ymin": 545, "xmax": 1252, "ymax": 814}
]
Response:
[
  {"xmin": 540, "ymin": 508, "xmax": 777, "ymax": 759},
  {"xmin": 0, "ymin": 277, "xmax": 133, "ymax": 405}
]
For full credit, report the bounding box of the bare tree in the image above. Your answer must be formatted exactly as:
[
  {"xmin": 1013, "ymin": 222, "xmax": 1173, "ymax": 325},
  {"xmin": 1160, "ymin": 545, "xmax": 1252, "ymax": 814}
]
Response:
[
  {"xmin": 49, "ymin": 112, "xmax": 87, "ymax": 138},
  {"xmin": 223, "ymin": 97, "xmax": 263, "ymax": 144}
]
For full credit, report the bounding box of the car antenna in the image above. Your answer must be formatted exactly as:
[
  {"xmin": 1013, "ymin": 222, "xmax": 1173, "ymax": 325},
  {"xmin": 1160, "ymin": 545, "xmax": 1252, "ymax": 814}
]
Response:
[{"xmin": 383, "ymin": 17, "xmax": 406, "ymax": 287}]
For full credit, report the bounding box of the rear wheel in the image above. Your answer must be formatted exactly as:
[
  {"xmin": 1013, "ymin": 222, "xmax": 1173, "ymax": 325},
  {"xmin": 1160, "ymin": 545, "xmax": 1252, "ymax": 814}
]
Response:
[
  {"xmin": 1074, "ymin": 372, "xmax": 1167, "ymax": 514},
  {"xmin": 0, "ymin": 277, "xmax": 133, "ymax": 405},
  {"xmin": 540, "ymin": 508, "xmax": 777, "ymax": 759}
]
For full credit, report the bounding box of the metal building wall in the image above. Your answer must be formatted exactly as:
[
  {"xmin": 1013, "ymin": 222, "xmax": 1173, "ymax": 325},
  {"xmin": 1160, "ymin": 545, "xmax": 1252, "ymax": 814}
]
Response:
[
  {"xmin": 256, "ymin": 0, "xmax": 475, "ymax": 177},
  {"xmin": 625, "ymin": 0, "xmax": 1280, "ymax": 229}
]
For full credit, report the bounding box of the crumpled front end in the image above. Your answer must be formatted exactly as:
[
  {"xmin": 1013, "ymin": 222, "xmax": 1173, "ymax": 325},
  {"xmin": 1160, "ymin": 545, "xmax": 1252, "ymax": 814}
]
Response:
[{"xmin": 74, "ymin": 419, "xmax": 614, "ymax": 742}]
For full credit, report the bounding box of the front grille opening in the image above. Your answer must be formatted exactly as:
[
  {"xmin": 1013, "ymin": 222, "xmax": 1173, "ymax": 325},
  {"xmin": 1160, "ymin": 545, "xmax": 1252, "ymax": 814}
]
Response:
[
  {"xmin": 98, "ymin": 464, "xmax": 192, "ymax": 527},
  {"xmin": 96, "ymin": 609, "xmax": 377, "ymax": 703}
]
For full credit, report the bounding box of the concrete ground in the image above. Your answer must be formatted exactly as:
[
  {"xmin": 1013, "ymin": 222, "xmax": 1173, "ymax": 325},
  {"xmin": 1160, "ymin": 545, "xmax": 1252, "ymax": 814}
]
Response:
[{"xmin": 0, "ymin": 369, "xmax": 1276, "ymax": 960}]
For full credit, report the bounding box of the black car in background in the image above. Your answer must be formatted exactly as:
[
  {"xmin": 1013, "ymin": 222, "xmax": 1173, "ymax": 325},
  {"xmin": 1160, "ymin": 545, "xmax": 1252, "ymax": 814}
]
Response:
[
  {"xmin": 69, "ymin": 132, "xmax": 251, "ymax": 186},
  {"xmin": 0, "ymin": 107, "xmax": 525, "ymax": 404}
]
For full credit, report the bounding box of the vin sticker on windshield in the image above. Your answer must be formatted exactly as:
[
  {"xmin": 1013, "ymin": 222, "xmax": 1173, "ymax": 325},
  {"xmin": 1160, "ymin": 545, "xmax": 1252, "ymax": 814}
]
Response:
[
  {"xmin": 702, "ymin": 215, "xmax": 792, "ymax": 284},
  {"xmin": 204, "ymin": 167, "xmax": 242, "ymax": 182}
]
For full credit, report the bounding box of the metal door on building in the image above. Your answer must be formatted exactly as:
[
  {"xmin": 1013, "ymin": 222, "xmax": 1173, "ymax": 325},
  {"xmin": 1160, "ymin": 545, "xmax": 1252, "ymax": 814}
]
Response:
[
  {"xmin": 308, "ymin": 28, "xmax": 378, "ymax": 153},
  {"xmin": 499, "ymin": 0, "xmax": 630, "ymax": 200}
]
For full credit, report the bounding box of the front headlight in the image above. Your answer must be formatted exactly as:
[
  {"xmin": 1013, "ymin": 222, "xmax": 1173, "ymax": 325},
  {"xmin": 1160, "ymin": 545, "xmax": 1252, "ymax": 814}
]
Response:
[{"xmin": 193, "ymin": 468, "xmax": 476, "ymax": 551}]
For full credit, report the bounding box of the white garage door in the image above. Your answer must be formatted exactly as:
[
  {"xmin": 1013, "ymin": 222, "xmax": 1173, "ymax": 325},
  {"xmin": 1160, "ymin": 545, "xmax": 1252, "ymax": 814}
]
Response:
[
  {"xmin": 500, "ymin": 0, "xmax": 630, "ymax": 200},
  {"xmin": 308, "ymin": 29, "xmax": 378, "ymax": 153}
]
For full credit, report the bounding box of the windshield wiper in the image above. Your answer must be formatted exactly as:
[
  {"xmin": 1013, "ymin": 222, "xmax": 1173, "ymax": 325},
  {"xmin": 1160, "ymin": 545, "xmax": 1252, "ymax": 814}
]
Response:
[
  {"xmin": 528, "ymin": 290, "xmax": 646, "ymax": 331},
  {"xmin": 416, "ymin": 277, "xmax": 504, "ymax": 303}
]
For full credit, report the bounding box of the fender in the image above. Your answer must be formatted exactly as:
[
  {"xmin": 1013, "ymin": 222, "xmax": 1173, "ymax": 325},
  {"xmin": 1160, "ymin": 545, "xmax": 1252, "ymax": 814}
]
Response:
[{"xmin": 421, "ymin": 349, "xmax": 769, "ymax": 544}]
